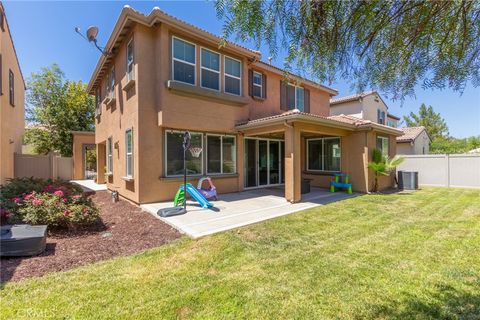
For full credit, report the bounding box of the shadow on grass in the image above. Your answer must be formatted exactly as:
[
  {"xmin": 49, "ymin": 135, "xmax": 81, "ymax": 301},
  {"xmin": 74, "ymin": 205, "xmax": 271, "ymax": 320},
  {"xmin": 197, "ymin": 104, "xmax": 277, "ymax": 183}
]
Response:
[{"xmin": 366, "ymin": 284, "xmax": 480, "ymax": 319}]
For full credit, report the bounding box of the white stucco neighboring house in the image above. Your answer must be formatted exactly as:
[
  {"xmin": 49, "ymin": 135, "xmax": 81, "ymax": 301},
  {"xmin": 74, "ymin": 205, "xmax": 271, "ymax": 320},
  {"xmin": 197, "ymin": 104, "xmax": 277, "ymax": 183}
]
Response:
[
  {"xmin": 330, "ymin": 91, "xmax": 400, "ymax": 127},
  {"xmin": 397, "ymin": 126, "xmax": 431, "ymax": 155}
]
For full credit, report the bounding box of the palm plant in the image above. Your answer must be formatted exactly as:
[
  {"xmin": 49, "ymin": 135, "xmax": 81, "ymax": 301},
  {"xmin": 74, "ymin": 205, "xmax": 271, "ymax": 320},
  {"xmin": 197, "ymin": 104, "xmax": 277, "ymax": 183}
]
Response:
[{"xmin": 368, "ymin": 149, "xmax": 404, "ymax": 192}]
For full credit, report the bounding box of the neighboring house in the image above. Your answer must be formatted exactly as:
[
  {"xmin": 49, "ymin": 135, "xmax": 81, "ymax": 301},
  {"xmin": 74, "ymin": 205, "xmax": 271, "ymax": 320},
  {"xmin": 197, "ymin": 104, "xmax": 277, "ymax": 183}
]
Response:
[
  {"xmin": 330, "ymin": 91, "xmax": 400, "ymax": 127},
  {"xmin": 0, "ymin": 3, "xmax": 25, "ymax": 184},
  {"xmin": 397, "ymin": 127, "xmax": 431, "ymax": 155},
  {"xmin": 87, "ymin": 6, "xmax": 403, "ymax": 204}
]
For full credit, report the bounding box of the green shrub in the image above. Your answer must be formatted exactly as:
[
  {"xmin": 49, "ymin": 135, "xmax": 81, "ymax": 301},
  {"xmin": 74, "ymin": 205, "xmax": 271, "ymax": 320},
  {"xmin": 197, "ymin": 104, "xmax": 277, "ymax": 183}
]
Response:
[{"xmin": 0, "ymin": 178, "xmax": 99, "ymax": 230}]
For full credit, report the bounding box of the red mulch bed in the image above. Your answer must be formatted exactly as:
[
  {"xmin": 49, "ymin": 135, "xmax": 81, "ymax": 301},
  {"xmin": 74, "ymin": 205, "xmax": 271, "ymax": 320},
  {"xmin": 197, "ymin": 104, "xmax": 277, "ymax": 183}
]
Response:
[{"xmin": 1, "ymin": 191, "xmax": 182, "ymax": 283}]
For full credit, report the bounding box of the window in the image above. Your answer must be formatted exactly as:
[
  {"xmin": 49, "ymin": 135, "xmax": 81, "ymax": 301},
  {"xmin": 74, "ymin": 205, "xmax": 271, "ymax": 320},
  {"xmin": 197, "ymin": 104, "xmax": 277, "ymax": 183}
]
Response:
[
  {"xmin": 376, "ymin": 136, "xmax": 389, "ymax": 156},
  {"xmin": 107, "ymin": 67, "xmax": 115, "ymax": 99},
  {"xmin": 9, "ymin": 69, "xmax": 14, "ymax": 106},
  {"xmin": 387, "ymin": 120, "xmax": 397, "ymax": 127},
  {"xmin": 224, "ymin": 56, "xmax": 241, "ymax": 95},
  {"xmin": 166, "ymin": 131, "xmax": 202, "ymax": 176},
  {"xmin": 107, "ymin": 137, "xmax": 113, "ymax": 174},
  {"xmin": 125, "ymin": 129, "xmax": 133, "ymax": 178},
  {"xmin": 126, "ymin": 38, "xmax": 134, "ymax": 81},
  {"xmin": 172, "ymin": 37, "xmax": 196, "ymax": 85},
  {"xmin": 286, "ymin": 84, "xmax": 304, "ymax": 111},
  {"xmin": 207, "ymin": 135, "xmax": 236, "ymax": 174},
  {"xmin": 307, "ymin": 137, "xmax": 341, "ymax": 172},
  {"xmin": 95, "ymin": 87, "xmax": 101, "ymax": 115},
  {"xmin": 377, "ymin": 109, "xmax": 386, "ymax": 124},
  {"xmin": 200, "ymin": 48, "xmax": 220, "ymax": 91},
  {"xmin": 252, "ymin": 71, "xmax": 262, "ymax": 98}
]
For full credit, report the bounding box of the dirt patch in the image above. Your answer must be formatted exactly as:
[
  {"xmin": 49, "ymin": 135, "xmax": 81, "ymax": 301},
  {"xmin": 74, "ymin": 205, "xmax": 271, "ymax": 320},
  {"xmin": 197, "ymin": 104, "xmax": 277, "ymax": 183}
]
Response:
[{"xmin": 1, "ymin": 191, "xmax": 182, "ymax": 283}]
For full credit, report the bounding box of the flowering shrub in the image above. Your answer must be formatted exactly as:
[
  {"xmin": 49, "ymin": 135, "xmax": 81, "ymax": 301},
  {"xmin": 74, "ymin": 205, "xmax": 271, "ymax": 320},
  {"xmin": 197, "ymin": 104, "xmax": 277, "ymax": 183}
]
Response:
[{"xmin": 0, "ymin": 178, "xmax": 99, "ymax": 230}]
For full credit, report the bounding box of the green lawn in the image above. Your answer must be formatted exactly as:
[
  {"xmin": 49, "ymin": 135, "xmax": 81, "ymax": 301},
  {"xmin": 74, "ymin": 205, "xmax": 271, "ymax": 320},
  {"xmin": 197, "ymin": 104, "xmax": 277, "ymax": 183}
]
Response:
[{"xmin": 1, "ymin": 188, "xmax": 479, "ymax": 319}]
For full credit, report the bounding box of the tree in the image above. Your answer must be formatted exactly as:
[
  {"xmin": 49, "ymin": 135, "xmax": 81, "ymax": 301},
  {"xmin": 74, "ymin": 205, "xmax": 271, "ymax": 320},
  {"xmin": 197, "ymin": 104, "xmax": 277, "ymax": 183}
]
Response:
[
  {"xmin": 215, "ymin": 0, "xmax": 480, "ymax": 100},
  {"xmin": 430, "ymin": 136, "xmax": 480, "ymax": 154},
  {"xmin": 25, "ymin": 64, "xmax": 95, "ymax": 157},
  {"xmin": 403, "ymin": 103, "xmax": 449, "ymax": 141},
  {"xmin": 368, "ymin": 149, "xmax": 404, "ymax": 192}
]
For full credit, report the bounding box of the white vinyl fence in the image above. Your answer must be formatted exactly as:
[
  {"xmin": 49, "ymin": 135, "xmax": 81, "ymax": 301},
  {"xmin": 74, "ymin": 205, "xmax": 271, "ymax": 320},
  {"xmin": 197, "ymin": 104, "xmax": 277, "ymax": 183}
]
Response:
[
  {"xmin": 397, "ymin": 154, "xmax": 480, "ymax": 189},
  {"xmin": 14, "ymin": 153, "xmax": 73, "ymax": 181}
]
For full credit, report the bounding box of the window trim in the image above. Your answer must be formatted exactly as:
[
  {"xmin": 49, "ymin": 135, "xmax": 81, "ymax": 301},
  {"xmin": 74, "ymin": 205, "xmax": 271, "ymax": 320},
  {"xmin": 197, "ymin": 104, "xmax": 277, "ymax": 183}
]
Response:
[
  {"xmin": 224, "ymin": 55, "xmax": 242, "ymax": 96},
  {"xmin": 9, "ymin": 69, "xmax": 14, "ymax": 106},
  {"xmin": 200, "ymin": 47, "xmax": 221, "ymax": 92},
  {"xmin": 172, "ymin": 36, "xmax": 197, "ymax": 86},
  {"xmin": 126, "ymin": 37, "xmax": 134, "ymax": 82},
  {"xmin": 165, "ymin": 130, "xmax": 204, "ymax": 177},
  {"xmin": 252, "ymin": 71, "xmax": 263, "ymax": 98},
  {"xmin": 206, "ymin": 134, "xmax": 237, "ymax": 174},
  {"xmin": 125, "ymin": 128, "xmax": 134, "ymax": 178},
  {"xmin": 106, "ymin": 136, "xmax": 113, "ymax": 174},
  {"xmin": 306, "ymin": 137, "xmax": 342, "ymax": 172}
]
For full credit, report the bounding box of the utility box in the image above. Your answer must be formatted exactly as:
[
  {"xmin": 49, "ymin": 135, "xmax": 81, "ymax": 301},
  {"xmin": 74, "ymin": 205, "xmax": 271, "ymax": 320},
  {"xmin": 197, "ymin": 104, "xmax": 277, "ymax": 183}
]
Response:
[{"xmin": 398, "ymin": 171, "xmax": 418, "ymax": 190}]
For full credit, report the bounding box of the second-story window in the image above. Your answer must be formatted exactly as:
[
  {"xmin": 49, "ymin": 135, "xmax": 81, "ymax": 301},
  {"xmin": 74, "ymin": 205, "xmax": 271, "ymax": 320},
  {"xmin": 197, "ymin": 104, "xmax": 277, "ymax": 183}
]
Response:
[
  {"xmin": 9, "ymin": 70, "xmax": 14, "ymax": 106},
  {"xmin": 224, "ymin": 56, "xmax": 241, "ymax": 95},
  {"xmin": 173, "ymin": 37, "xmax": 196, "ymax": 85},
  {"xmin": 200, "ymin": 48, "xmax": 220, "ymax": 91},
  {"xmin": 377, "ymin": 109, "xmax": 386, "ymax": 124},
  {"xmin": 95, "ymin": 87, "xmax": 101, "ymax": 115},
  {"xmin": 286, "ymin": 84, "xmax": 304, "ymax": 111},
  {"xmin": 252, "ymin": 71, "xmax": 262, "ymax": 98},
  {"xmin": 107, "ymin": 67, "xmax": 115, "ymax": 99},
  {"xmin": 126, "ymin": 38, "xmax": 134, "ymax": 81}
]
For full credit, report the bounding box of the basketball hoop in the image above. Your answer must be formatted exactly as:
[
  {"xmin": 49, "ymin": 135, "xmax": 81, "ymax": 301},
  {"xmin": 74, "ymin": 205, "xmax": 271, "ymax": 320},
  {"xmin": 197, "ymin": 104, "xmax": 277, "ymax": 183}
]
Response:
[{"xmin": 189, "ymin": 147, "xmax": 203, "ymax": 158}]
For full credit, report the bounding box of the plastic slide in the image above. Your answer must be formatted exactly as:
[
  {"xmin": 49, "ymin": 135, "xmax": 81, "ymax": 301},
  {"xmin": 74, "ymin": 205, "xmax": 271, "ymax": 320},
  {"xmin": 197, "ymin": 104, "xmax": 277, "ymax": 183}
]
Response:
[{"xmin": 184, "ymin": 183, "xmax": 213, "ymax": 208}]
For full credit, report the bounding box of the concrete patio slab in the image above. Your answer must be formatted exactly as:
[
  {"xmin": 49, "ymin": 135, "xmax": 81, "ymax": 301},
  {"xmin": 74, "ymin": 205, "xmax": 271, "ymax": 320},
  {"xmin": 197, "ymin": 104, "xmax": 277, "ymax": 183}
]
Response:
[
  {"xmin": 71, "ymin": 180, "xmax": 107, "ymax": 192},
  {"xmin": 141, "ymin": 187, "xmax": 358, "ymax": 238}
]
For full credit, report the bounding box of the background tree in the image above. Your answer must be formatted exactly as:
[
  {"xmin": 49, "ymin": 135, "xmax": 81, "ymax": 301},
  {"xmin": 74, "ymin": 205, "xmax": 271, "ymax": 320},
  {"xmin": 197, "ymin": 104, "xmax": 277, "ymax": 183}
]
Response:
[
  {"xmin": 25, "ymin": 64, "xmax": 94, "ymax": 157},
  {"xmin": 403, "ymin": 103, "xmax": 449, "ymax": 141},
  {"xmin": 430, "ymin": 136, "xmax": 480, "ymax": 154},
  {"xmin": 215, "ymin": 0, "xmax": 480, "ymax": 100}
]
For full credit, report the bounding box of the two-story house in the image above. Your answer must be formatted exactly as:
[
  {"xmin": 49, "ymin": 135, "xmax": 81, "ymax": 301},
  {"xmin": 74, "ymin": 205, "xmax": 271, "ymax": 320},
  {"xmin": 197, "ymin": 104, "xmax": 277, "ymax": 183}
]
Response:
[
  {"xmin": 330, "ymin": 91, "xmax": 431, "ymax": 154},
  {"xmin": 330, "ymin": 91, "xmax": 400, "ymax": 127},
  {"xmin": 0, "ymin": 3, "xmax": 25, "ymax": 185},
  {"xmin": 87, "ymin": 6, "xmax": 403, "ymax": 204}
]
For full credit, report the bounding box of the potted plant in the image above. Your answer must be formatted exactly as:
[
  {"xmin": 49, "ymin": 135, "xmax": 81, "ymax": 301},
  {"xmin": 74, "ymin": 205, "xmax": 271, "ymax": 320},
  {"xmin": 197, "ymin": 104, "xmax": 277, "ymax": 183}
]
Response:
[{"xmin": 368, "ymin": 149, "xmax": 404, "ymax": 192}]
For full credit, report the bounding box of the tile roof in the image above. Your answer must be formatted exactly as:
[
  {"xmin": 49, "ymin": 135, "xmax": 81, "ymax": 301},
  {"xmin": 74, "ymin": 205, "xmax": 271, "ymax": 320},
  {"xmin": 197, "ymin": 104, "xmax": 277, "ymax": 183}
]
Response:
[
  {"xmin": 330, "ymin": 91, "xmax": 377, "ymax": 105},
  {"xmin": 397, "ymin": 126, "xmax": 426, "ymax": 142}
]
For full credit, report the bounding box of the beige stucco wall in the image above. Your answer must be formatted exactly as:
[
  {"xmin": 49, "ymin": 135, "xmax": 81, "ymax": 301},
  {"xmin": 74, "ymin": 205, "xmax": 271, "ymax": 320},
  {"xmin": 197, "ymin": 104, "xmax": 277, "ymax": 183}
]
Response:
[
  {"xmin": 397, "ymin": 131, "xmax": 430, "ymax": 155},
  {"xmin": 330, "ymin": 100, "xmax": 363, "ymax": 118},
  {"xmin": 330, "ymin": 94, "xmax": 389, "ymax": 125},
  {"xmin": 0, "ymin": 6, "xmax": 25, "ymax": 185},
  {"xmin": 72, "ymin": 132, "xmax": 95, "ymax": 180}
]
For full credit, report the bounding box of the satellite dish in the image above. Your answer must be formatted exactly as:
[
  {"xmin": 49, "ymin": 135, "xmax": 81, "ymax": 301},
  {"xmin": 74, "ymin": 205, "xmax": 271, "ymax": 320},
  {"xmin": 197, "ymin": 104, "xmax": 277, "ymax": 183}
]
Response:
[{"xmin": 86, "ymin": 26, "xmax": 99, "ymax": 42}]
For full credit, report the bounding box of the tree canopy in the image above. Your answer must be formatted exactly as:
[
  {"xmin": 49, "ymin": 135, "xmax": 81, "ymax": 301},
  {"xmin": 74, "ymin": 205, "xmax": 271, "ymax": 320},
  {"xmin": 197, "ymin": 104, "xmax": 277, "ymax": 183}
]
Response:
[
  {"xmin": 430, "ymin": 136, "xmax": 480, "ymax": 154},
  {"xmin": 403, "ymin": 103, "xmax": 449, "ymax": 141},
  {"xmin": 215, "ymin": 0, "xmax": 480, "ymax": 99},
  {"xmin": 25, "ymin": 64, "xmax": 94, "ymax": 157}
]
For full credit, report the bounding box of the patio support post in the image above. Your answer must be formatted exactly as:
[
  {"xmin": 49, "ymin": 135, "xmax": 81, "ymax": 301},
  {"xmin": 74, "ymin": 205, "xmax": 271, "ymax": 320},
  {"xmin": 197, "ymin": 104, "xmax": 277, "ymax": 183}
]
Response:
[{"xmin": 284, "ymin": 125, "xmax": 301, "ymax": 203}]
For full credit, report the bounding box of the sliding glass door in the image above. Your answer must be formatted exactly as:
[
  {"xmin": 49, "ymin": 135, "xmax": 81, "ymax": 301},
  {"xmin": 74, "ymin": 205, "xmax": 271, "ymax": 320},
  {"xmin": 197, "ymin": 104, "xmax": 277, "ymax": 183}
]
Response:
[{"xmin": 244, "ymin": 138, "xmax": 284, "ymax": 188}]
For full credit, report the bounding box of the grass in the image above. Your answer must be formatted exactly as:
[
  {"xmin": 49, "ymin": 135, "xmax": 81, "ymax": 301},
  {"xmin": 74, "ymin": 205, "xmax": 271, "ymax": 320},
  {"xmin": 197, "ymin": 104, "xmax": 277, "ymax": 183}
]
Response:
[{"xmin": 1, "ymin": 188, "xmax": 479, "ymax": 319}]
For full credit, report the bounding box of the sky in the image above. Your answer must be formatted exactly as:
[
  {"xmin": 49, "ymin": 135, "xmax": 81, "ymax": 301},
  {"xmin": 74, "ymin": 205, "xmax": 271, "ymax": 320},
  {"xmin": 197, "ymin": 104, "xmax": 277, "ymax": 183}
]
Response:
[{"xmin": 4, "ymin": 1, "xmax": 480, "ymax": 138}]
